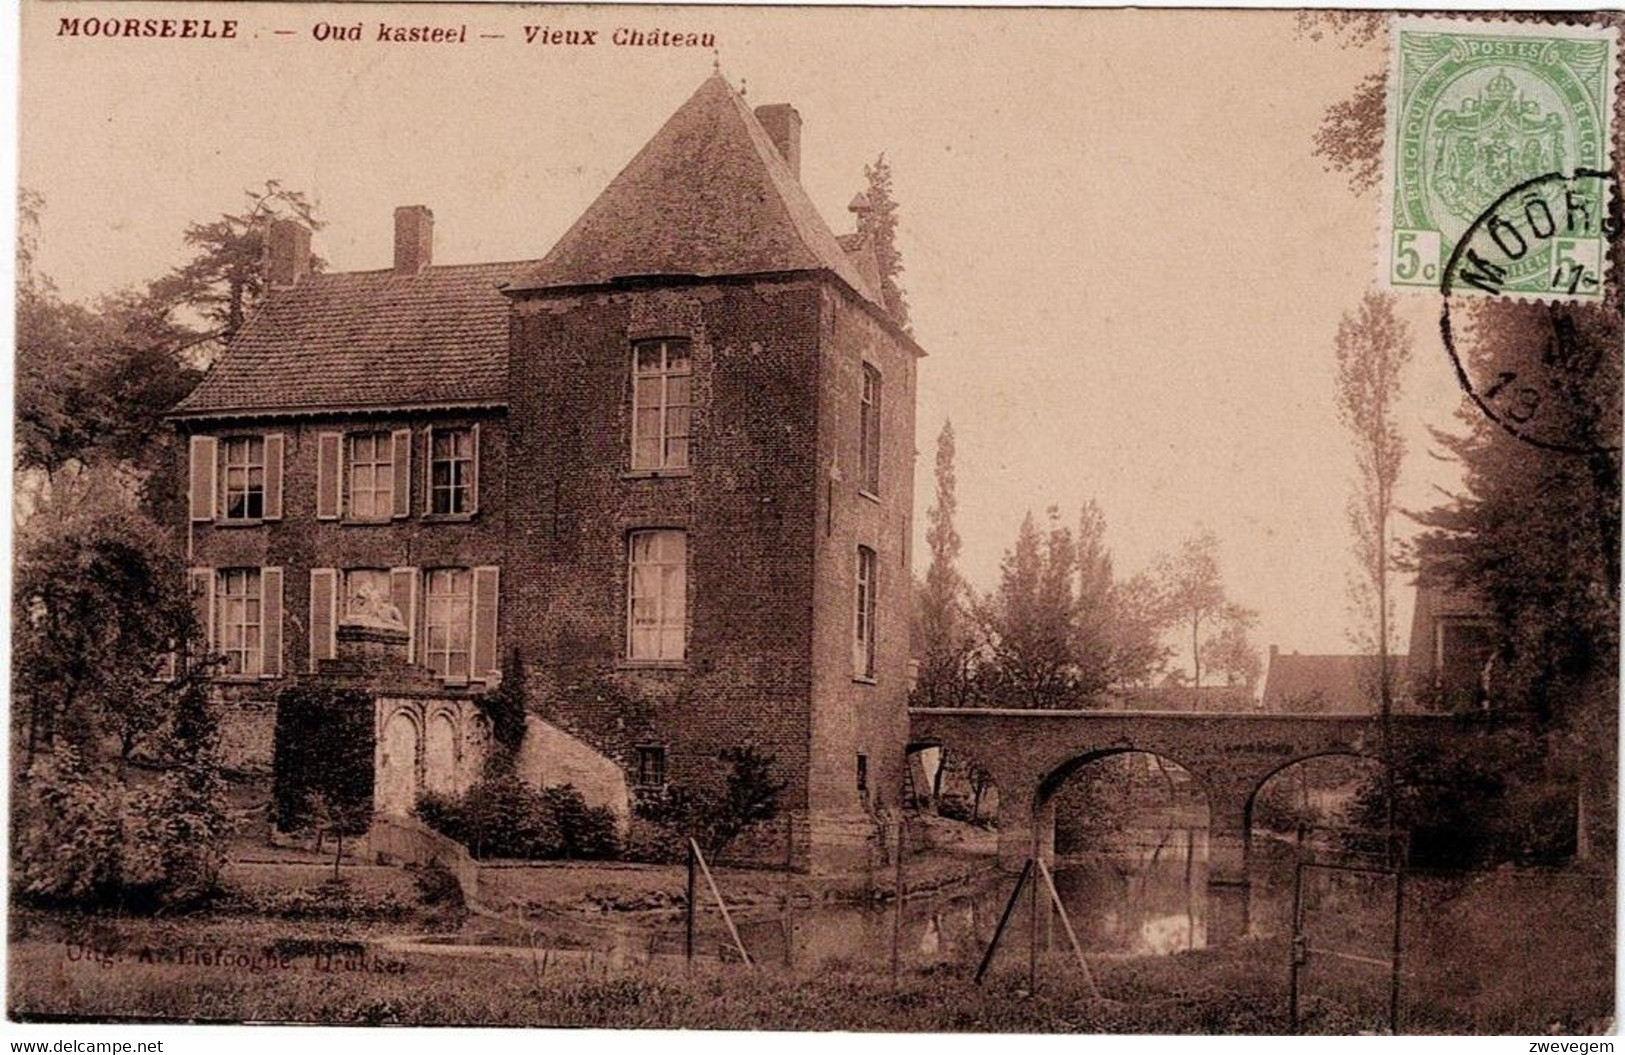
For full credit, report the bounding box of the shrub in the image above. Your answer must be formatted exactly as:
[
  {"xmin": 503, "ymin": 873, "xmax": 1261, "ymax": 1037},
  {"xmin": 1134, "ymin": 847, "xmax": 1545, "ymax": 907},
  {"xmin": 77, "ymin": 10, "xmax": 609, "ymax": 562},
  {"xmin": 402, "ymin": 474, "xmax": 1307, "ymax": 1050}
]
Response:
[
  {"xmin": 123, "ymin": 767, "xmax": 227, "ymax": 908},
  {"xmin": 415, "ymin": 778, "xmax": 619, "ymax": 860},
  {"xmin": 14, "ymin": 748, "xmax": 124, "ymax": 906},
  {"xmin": 411, "ymin": 859, "xmax": 466, "ymax": 911},
  {"xmin": 542, "ymin": 785, "xmax": 620, "ymax": 859},
  {"xmin": 634, "ymin": 745, "xmax": 786, "ymax": 858},
  {"xmin": 272, "ymin": 683, "xmax": 374, "ymax": 837},
  {"xmin": 414, "ymin": 790, "xmax": 466, "ymax": 843}
]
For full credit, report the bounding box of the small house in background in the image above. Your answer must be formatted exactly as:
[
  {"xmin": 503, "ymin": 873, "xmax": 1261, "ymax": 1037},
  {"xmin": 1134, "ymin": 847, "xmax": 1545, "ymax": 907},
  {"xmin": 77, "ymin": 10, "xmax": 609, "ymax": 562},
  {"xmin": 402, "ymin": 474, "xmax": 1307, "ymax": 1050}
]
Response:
[{"xmin": 1259, "ymin": 647, "xmax": 1407, "ymax": 714}]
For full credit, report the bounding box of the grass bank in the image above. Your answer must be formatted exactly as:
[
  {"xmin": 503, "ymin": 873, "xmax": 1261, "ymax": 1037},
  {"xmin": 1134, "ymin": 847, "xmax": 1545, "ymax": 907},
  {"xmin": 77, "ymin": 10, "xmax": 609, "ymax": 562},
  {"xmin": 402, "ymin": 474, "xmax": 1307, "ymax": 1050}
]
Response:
[{"xmin": 9, "ymin": 862, "xmax": 1612, "ymax": 1033}]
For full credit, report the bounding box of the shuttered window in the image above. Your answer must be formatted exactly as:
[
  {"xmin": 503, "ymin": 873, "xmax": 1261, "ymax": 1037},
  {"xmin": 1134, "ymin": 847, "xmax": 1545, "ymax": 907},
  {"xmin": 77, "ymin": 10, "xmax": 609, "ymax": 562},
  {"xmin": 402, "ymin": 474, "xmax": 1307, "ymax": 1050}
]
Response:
[
  {"xmin": 221, "ymin": 437, "xmax": 266, "ymax": 521},
  {"xmin": 424, "ymin": 568, "xmax": 473, "ymax": 680},
  {"xmin": 430, "ymin": 428, "xmax": 475, "ymax": 515},
  {"xmin": 218, "ymin": 568, "xmax": 263, "ymax": 676},
  {"xmin": 348, "ymin": 432, "xmax": 394, "ymax": 521},
  {"xmin": 628, "ymin": 530, "xmax": 686, "ymax": 662}
]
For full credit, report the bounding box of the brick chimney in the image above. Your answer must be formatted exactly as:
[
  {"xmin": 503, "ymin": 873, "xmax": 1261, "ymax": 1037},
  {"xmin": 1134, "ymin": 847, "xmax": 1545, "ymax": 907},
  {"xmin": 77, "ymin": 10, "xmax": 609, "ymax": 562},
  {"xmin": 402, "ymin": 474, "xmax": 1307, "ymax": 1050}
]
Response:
[
  {"xmin": 264, "ymin": 218, "xmax": 311, "ymax": 288},
  {"xmin": 754, "ymin": 104, "xmax": 801, "ymax": 179},
  {"xmin": 393, "ymin": 205, "xmax": 434, "ymax": 273}
]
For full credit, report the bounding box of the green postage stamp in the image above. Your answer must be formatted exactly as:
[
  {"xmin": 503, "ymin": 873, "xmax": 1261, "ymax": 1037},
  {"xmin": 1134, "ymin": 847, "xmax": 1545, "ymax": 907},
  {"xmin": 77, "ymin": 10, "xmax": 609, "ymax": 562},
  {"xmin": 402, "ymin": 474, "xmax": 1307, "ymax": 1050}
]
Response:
[{"xmin": 1383, "ymin": 16, "xmax": 1618, "ymax": 302}]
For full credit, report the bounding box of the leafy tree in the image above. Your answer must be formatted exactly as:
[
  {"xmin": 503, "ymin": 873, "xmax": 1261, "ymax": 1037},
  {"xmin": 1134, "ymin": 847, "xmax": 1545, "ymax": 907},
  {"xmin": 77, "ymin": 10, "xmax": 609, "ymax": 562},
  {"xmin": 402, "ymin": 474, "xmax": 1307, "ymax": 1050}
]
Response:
[
  {"xmin": 912, "ymin": 420, "xmax": 975, "ymax": 706},
  {"xmin": 13, "ymin": 503, "xmax": 201, "ymax": 767},
  {"xmin": 1201, "ymin": 609, "xmax": 1263, "ymax": 690},
  {"xmin": 977, "ymin": 508, "xmax": 1088, "ymax": 707},
  {"xmin": 1073, "ymin": 501, "xmax": 1118, "ymax": 689},
  {"xmin": 1109, "ymin": 571, "xmax": 1175, "ymax": 689},
  {"xmin": 1154, "ymin": 529, "xmax": 1255, "ymax": 689},
  {"xmin": 858, "ymin": 154, "xmax": 910, "ymax": 329}
]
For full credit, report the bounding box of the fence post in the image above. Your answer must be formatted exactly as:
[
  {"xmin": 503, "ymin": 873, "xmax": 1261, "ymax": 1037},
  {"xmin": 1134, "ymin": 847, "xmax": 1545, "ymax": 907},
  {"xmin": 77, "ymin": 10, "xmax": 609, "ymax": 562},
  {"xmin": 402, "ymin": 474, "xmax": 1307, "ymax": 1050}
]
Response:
[
  {"xmin": 890, "ymin": 813, "xmax": 906, "ymax": 983},
  {"xmin": 685, "ymin": 838, "xmax": 696, "ymax": 967}
]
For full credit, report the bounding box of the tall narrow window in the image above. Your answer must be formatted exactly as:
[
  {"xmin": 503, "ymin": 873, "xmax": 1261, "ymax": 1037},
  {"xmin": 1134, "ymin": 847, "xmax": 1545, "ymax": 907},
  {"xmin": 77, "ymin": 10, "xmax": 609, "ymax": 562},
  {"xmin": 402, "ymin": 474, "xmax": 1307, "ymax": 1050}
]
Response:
[
  {"xmin": 628, "ymin": 530, "xmax": 687, "ymax": 662},
  {"xmin": 221, "ymin": 437, "xmax": 266, "ymax": 520},
  {"xmin": 424, "ymin": 569, "xmax": 473, "ymax": 680},
  {"xmin": 631, "ymin": 339, "xmax": 692, "ymax": 471},
  {"xmin": 430, "ymin": 428, "xmax": 474, "ymax": 515},
  {"xmin": 348, "ymin": 432, "xmax": 394, "ymax": 520},
  {"xmin": 860, "ymin": 364, "xmax": 881, "ymax": 495},
  {"xmin": 854, "ymin": 545, "xmax": 877, "ymax": 678},
  {"xmin": 218, "ymin": 568, "xmax": 263, "ymax": 676}
]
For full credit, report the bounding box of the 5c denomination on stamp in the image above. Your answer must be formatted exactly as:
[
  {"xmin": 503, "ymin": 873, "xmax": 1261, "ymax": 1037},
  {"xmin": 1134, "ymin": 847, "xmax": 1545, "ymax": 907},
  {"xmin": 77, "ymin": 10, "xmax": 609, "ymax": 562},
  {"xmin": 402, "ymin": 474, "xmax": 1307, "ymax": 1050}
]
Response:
[{"xmin": 1382, "ymin": 15, "xmax": 1618, "ymax": 302}]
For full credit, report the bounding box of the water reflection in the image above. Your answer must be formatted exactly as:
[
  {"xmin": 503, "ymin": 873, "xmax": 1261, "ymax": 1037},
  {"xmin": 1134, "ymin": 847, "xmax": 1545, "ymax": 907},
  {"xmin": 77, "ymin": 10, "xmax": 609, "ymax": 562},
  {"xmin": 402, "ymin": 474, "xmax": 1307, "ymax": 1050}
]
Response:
[{"xmin": 431, "ymin": 829, "xmax": 1307, "ymax": 971}]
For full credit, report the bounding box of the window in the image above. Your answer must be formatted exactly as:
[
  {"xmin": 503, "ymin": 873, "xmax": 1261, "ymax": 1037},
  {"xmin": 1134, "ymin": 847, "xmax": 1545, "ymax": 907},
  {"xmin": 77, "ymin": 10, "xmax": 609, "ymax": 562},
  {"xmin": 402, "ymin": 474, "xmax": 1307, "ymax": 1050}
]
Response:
[
  {"xmin": 430, "ymin": 428, "xmax": 474, "ymax": 515},
  {"xmin": 636, "ymin": 746, "xmax": 667, "ymax": 787},
  {"xmin": 859, "ymin": 364, "xmax": 881, "ymax": 495},
  {"xmin": 854, "ymin": 545, "xmax": 877, "ymax": 678},
  {"xmin": 219, "ymin": 568, "xmax": 263, "ymax": 676},
  {"xmin": 348, "ymin": 432, "xmax": 394, "ymax": 520},
  {"xmin": 628, "ymin": 530, "xmax": 687, "ymax": 662},
  {"xmin": 424, "ymin": 569, "xmax": 473, "ymax": 679},
  {"xmin": 221, "ymin": 437, "xmax": 265, "ymax": 520},
  {"xmin": 631, "ymin": 339, "xmax": 692, "ymax": 471},
  {"xmin": 856, "ymin": 754, "xmax": 869, "ymax": 794}
]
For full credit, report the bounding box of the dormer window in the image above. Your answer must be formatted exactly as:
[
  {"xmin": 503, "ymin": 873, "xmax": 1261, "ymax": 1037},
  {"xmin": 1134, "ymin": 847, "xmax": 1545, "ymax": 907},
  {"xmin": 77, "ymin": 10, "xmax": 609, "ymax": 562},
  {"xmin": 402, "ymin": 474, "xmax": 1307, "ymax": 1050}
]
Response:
[{"xmin": 631, "ymin": 339, "xmax": 691, "ymax": 472}]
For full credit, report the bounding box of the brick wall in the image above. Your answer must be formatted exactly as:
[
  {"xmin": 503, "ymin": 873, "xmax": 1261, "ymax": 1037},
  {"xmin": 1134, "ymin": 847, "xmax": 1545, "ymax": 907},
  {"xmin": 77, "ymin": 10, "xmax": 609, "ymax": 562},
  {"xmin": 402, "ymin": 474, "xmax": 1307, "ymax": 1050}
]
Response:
[
  {"xmin": 505, "ymin": 278, "xmax": 824, "ymax": 826},
  {"xmin": 181, "ymin": 409, "xmax": 507, "ymax": 768},
  {"xmin": 807, "ymin": 285, "xmax": 918, "ymax": 840}
]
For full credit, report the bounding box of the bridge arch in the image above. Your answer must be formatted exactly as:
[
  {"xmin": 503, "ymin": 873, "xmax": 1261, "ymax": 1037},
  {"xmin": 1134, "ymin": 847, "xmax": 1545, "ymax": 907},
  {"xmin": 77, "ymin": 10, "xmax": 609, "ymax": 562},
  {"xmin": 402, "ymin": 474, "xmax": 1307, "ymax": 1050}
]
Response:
[{"xmin": 1244, "ymin": 750, "xmax": 1386, "ymax": 850}]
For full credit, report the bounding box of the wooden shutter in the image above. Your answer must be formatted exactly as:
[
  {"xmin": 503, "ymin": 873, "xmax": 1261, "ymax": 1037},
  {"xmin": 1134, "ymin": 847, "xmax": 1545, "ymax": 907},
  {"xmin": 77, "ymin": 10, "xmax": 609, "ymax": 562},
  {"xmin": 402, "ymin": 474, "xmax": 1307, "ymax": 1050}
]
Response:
[
  {"xmin": 471, "ymin": 566, "xmax": 500, "ymax": 681},
  {"xmin": 316, "ymin": 432, "xmax": 342, "ymax": 520},
  {"xmin": 261, "ymin": 567, "xmax": 284, "ymax": 678},
  {"xmin": 391, "ymin": 428, "xmax": 413, "ymax": 519},
  {"xmin": 188, "ymin": 436, "xmax": 217, "ymax": 521},
  {"xmin": 467, "ymin": 423, "xmax": 481, "ymax": 516},
  {"xmin": 188, "ymin": 567, "xmax": 215, "ymax": 656},
  {"xmin": 263, "ymin": 433, "xmax": 285, "ymax": 520},
  {"xmin": 422, "ymin": 427, "xmax": 435, "ymax": 516},
  {"xmin": 390, "ymin": 567, "xmax": 419, "ymax": 663},
  {"xmin": 309, "ymin": 568, "xmax": 338, "ymax": 670}
]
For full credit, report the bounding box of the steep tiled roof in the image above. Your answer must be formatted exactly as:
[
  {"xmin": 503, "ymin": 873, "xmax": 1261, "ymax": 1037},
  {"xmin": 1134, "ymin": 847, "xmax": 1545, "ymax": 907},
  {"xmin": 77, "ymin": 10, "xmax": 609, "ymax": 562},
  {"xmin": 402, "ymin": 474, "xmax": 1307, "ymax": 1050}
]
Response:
[
  {"xmin": 506, "ymin": 74, "xmax": 882, "ymax": 304},
  {"xmin": 1260, "ymin": 653, "xmax": 1408, "ymax": 713},
  {"xmin": 172, "ymin": 261, "xmax": 527, "ymax": 417}
]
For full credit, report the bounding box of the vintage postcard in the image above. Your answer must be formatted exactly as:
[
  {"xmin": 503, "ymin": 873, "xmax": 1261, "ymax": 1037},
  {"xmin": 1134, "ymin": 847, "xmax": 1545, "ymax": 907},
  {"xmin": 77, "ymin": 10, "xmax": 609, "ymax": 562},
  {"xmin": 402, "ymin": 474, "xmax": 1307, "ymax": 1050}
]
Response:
[{"xmin": 9, "ymin": 2, "xmax": 1622, "ymax": 1039}]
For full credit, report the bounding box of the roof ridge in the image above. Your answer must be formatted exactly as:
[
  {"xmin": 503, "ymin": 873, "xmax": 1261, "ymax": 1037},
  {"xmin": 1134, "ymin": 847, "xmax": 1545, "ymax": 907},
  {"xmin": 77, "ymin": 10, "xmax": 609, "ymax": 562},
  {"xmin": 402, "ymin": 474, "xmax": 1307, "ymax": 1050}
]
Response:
[{"xmin": 301, "ymin": 258, "xmax": 545, "ymax": 280}]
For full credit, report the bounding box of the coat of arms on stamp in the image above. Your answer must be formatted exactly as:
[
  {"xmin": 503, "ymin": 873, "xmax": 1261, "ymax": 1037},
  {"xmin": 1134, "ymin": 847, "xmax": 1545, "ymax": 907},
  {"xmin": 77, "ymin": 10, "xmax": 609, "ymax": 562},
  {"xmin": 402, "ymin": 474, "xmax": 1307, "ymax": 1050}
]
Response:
[{"xmin": 1383, "ymin": 16, "xmax": 1618, "ymax": 302}]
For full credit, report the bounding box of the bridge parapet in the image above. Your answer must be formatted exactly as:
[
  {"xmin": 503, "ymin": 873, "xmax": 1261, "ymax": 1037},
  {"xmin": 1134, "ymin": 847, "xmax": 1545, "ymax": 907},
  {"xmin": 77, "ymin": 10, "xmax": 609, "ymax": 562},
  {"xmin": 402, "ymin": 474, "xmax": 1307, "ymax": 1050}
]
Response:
[{"xmin": 908, "ymin": 707, "xmax": 1476, "ymax": 875}]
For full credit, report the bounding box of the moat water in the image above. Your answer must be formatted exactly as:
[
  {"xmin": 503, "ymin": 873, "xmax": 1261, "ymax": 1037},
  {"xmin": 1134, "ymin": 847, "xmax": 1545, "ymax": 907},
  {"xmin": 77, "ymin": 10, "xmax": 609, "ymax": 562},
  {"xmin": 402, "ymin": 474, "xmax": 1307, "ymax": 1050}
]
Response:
[{"xmin": 427, "ymin": 827, "xmax": 1305, "ymax": 970}]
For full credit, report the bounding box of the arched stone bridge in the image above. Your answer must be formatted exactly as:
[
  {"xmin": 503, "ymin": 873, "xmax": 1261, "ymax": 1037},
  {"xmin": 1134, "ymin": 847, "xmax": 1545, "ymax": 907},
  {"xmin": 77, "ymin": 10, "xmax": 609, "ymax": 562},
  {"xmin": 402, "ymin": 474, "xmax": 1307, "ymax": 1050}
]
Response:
[{"xmin": 908, "ymin": 707, "xmax": 1476, "ymax": 938}]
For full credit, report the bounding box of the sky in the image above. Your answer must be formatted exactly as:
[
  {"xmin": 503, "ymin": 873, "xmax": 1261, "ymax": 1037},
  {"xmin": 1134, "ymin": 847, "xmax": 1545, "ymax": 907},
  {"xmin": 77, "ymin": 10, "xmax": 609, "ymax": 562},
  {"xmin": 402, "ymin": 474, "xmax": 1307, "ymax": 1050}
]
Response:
[{"xmin": 20, "ymin": 3, "xmax": 1471, "ymax": 666}]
